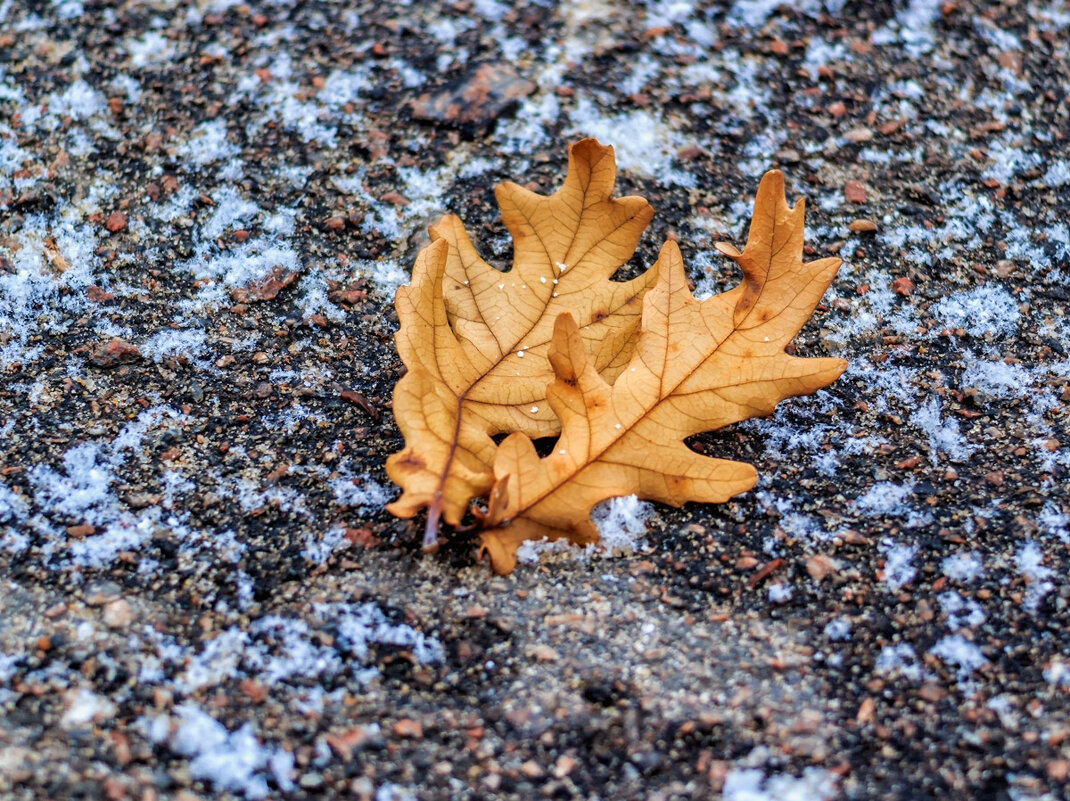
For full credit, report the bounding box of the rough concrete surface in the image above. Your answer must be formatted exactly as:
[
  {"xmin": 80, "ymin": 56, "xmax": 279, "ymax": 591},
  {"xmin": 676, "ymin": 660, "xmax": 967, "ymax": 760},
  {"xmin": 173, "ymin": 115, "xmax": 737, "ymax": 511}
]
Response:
[{"xmin": 0, "ymin": 1, "xmax": 1068, "ymax": 799}]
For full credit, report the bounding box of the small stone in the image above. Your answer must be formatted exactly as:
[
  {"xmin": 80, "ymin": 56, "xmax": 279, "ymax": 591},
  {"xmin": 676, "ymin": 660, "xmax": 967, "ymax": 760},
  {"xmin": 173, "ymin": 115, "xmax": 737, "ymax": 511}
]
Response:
[
  {"xmin": 769, "ymin": 39, "xmax": 789, "ymax": 56},
  {"xmin": 553, "ymin": 755, "xmax": 577, "ymax": 778},
  {"xmin": 0, "ymin": 747, "xmax": 33, "ymax": 784},
  {"xmin": 240, "ymin": 678, "xmax": 268, "ymax": 704},
  {"xmin": 527, "ymin": 644, "xmax": 559, "ymax": 662},
  {"xmin": 519, "ymin": 760, "xmax": 545, "ymax": 779},
  {"xmin": 85, "ymin": 581, "xmax": 123, "ymax": 606},
  {"xmin": 844, "ymin": 126, "xmax": 874, "ymax": 143},
  {"xmin": 102, "ymin": 599, "xmax": 134, "ymax": 629},
  {"xmin": 393, "ymin": 719, "xmax": 423, "ymax": 739},
  {"xmin": 230, "ymin": 265, "xmax": 300, "ymax": 303},
  {"xmin": 918, "ymin": 683, "xmax": 945, "ymax": 702},
  {"xmin": 105, "ymin": 211, "xmax": 127, "ymax": 232},
  {"xmin": 806, "ymin": 554, "xmax": 840, "ymax": 582},
  {"xmin": 89, "ymin": 338, "xmax": 142, "ymax": 368},
  {"xmin": 86, "ymin": 285, "xmax": 115, "ymax": 302},
  {"xmin": 1047, "ymin": 759, "xmax": 1069, "ymax": 782},
  {"xmin": 848, "ymin": 219, "xmax": 877, "ymax": 233},
  {"xmin": 66, "ymin": 523, "xmax": 96, "ymax": 538},
  {"xmin": 827, "ymin": 100, "xmax": 847, "ymax": 117},
  {"xmin": 844, "ymin": 181, "xmax": 867, "ymax": 203},
  {"xmin": 891, "ymin": 276, "xmax": 914, "ymax": 296},
  {"xmin": 410, "ymin": 62, "xmax": 536, "ymax": 135},
  {"xmin": 253, "ymin": 382, "xmax": 273, "ymax": 399}
]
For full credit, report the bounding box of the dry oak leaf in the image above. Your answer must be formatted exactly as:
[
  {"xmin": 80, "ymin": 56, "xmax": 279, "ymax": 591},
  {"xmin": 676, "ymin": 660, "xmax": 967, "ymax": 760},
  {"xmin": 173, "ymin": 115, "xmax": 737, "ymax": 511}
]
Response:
[
  {"xmin": 478, "ymin": 171, "xmax": 847, "ymax": 574},
  {"xmin": 387, "ymin": 139, "xmax": 660, "ymax": 546}
]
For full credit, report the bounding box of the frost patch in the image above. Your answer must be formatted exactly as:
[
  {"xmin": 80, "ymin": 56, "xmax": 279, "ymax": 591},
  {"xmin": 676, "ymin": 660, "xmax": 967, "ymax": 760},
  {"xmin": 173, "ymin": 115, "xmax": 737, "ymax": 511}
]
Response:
[
  {"xmin": 167, "ymin": 602, "xmax": 443, "ymax": 695},
  {"xmin": 180, "ymin": 120, "xmax": 239, "ymax": 166},
  {"xmin": 855, "ymin": 482, "xmax": 913, "ymax": 516},
  {"xmin": 139, "ymin": 329, "xmax": 209, "ymax": 363},
  {"xmin": 48, "ymin": 80, "xmax": 106, "ymax": 120},
  {"xmin": 871, "ymin": 0, "xmax": 944, "ymax": 57},
  {"xmin": 931, "ymin": 286, "xmax": 1020, "ymax": 337},
  {"xmin": 331, "ymin": 472, "xmax": 391, "ymax": 512},
  {"xmin": 910, "ymin": 396, "xmax": 976, "ymax": 464}
]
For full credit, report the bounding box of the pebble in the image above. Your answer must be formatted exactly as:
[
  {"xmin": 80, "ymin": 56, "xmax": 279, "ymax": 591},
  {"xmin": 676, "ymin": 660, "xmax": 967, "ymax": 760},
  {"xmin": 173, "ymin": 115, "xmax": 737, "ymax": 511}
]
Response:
[
  {"xmin": 84, "ymin": 581, "xmax": 123, "ymax": 607},
  {"xmin": 849, "ymin": 219, "xmax": 877, "ymax": 232},
  {"xmin": 105, "ymin": 211, "xmax": 127, "ymax": 232},
  {"xmin": 393, "ymin": 719, "xmax": 423, "ymax": 739},
  {"xmin": 102, "ymin": 599, "xmax": 134, "ymax": 629},
  {"xmin": 844, "ymin": 181, "xmax": 868, "ymax": 203}
]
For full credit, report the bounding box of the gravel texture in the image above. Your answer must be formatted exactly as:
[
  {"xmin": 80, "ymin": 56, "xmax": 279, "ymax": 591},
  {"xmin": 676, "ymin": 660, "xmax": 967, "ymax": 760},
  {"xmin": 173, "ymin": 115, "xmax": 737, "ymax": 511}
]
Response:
[{"xmin": 1, "ymin": 1, "xmax": 1068, "ymax": 799}]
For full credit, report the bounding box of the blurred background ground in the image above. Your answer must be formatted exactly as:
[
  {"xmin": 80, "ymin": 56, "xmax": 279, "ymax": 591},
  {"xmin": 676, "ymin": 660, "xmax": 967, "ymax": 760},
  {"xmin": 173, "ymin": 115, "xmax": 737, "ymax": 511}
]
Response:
[{"xmin": 0, "ymin": 1, "xmax": 1068, "ymax": 799}]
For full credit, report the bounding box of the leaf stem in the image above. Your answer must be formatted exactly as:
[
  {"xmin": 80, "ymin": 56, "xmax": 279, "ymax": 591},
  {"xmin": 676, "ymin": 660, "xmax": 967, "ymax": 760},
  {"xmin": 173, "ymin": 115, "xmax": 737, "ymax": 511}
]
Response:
[{"xmin": 422, "ymin": 497, "xmax": 442, "ymax": 551}]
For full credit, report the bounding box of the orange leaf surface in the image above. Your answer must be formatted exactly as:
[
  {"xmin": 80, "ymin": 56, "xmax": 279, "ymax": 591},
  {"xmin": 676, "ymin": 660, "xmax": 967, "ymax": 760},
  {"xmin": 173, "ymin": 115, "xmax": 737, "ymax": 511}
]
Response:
[
  {"xmin": 478, "ymin": 171, "xmax": 847, "ymax": 574},
  {"xmin": 387, "ymin": 140, "xmax": 659, "ymax": 546}
]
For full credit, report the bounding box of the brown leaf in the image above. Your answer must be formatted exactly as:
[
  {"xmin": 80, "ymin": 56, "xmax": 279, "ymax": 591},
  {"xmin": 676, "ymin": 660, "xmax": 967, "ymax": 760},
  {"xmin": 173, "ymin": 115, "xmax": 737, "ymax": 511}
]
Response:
[
  {"xmin": 387, "ymin": 140, "xmax": 657, "ymax": 547},
  {"xmin": 477, "ymin": 171, "xmax": 846, "ymax": 574}
]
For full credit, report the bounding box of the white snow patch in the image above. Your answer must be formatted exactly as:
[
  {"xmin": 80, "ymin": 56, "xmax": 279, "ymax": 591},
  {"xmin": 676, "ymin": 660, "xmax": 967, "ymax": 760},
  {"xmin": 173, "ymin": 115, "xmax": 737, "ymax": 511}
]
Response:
[
  {"xmin": 910, "ymin": 396, "xmax": 976, "ymax": 465},
  {"xmin": 855, "ymin": 482, "xmax": 914, "ymax": 516},
  {"xmin": 941, "ymin": 551, "xmax": 983, "ymax": 582},
  {"xmin": 876, "ymin": 643, "xmax": 922, "ymax": 681},
  {"xmin": 302, "ymin": 525, "xmax": 347, "ymax": 565},
  {"xmin": 931, "ymin": 286, "xmax": 1020, "ymax": 337},
  {"xmin": 566, "ymin": 97, "xmax": 694, "ymax": 186},
  {"xmin": 153, "ymin": 705, "xmax": 293, "ymax": 799},
  {"xmin": 1041, "ymin": 160, "xmax": 1070, "ymax": 188},
  {"xmin": 939, "ymin": 591, "xmax": 986, "ymax": 629},
  {"xmin": 722, "ymin": 766, "xmax": 837, "ymax": 801},
  {"xmin": 931, "ymin": 634, "xmax": 987, "ymax": 681},
  {"xmin": 880, "ymin": 540, "xmax": 918, "ymax": 591},
  {"xmin": 331, "ymin": 473, "xmax": 391, "ymax": 512},
  {"xmin": 180, "ymin": 120, "xmax": 239, "ymax": 166},
  {"xmin": 62, "ymin": 687, "xmax": 116, "ymax": 728},
  {"xmin": 591, "ymin": 494, "xmax": 652, "ymax": 552},
  {"xmin": 1017, "ymin": 541, "xmax": 1054, "ymax": 612},
  {"xmin": 824, "ymin": 618, "xmax": 851, "ymax": 641},
  {"xmin": 48, "ymin": 80, "xmax": 106, "ymax": 120}
]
